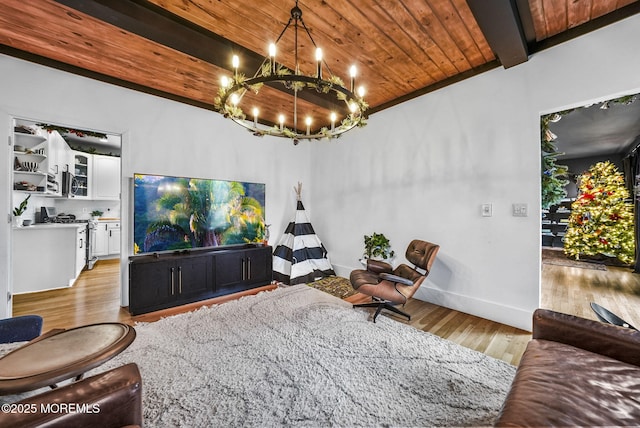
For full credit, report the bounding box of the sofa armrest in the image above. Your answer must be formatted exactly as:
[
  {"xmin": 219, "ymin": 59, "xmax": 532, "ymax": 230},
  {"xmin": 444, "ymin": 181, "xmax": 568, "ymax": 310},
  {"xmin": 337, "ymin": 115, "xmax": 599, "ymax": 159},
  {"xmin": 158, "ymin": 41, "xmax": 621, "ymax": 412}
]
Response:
[
  {"xmin": 0, "ymin": 363, "xmax": 142, "ymax": 428},
  {"xmin": 366, "ymin": 259, "xmax": 393, "ymax": 274},
  {"xmin": 533, "ymin": 308, "xmax": 640, "ymax": 367}
]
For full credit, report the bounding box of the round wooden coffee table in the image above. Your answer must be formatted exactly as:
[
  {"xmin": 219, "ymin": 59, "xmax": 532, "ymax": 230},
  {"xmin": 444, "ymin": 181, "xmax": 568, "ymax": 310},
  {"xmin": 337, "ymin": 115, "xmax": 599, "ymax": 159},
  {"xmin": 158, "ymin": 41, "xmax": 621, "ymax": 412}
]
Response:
[{"xmin": 0, "ymin": 323, "xmax": 135, "ymax": 394}]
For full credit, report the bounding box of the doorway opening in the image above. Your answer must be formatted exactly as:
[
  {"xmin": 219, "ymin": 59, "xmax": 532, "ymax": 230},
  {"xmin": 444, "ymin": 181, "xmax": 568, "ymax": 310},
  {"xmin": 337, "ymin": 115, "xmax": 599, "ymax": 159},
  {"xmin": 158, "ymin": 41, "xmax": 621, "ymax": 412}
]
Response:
[
  {"xmin": 10, "ymin": 118, "xmax": 123, "ymax": 330},
  {"xmin": 540, "ymin": 93, "xmax": 640, "ymax": 325}
]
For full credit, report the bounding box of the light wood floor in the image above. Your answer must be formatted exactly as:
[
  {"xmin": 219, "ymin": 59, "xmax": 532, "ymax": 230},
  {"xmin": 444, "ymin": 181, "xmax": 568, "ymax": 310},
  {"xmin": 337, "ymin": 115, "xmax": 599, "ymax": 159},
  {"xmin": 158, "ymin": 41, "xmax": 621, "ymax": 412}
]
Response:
[{"xmin": 13, "ymin": 258, "xmax": 640, "ymax": 366}]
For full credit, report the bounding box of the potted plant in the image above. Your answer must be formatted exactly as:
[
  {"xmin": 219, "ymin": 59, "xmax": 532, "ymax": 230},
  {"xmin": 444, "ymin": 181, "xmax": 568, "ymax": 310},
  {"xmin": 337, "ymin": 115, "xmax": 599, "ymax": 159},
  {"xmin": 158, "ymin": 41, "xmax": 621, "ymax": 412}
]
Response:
[
  {"xmin": 13, "ymin": 194, "xmax": 31, "ymax": 227},
  {"xmin": 363, "ymin": 232, "xmax": 395, "ymax": 260},
  {"xmin": 91, "ymin": 210, "xmax": 104, "ymax": 220}
]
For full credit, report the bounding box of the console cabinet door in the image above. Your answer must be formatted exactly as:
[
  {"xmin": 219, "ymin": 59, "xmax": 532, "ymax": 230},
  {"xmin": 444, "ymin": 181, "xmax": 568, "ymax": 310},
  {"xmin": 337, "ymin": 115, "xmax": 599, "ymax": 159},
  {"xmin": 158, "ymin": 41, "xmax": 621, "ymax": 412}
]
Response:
[
  {"xmin": 130, "ymin": 255, "xmax": 214, "ymax": 314},
  {"xmin": 246, "ymin": 247, "xmax": 272, "ymax": 285},
  {"xmin": 129, "ymin": 260, "xmax": 173, "ymax": 314},
  {"xmin": 177, "ymin": 256, "xmax": 212, "ymax": 300},
  {"xmin": 214, "ymin": 251, "xmax": 244, "ymax": 289},
  {"xmin": 215, "ymin": 247, "xmax": 272, "ymax": 291}
]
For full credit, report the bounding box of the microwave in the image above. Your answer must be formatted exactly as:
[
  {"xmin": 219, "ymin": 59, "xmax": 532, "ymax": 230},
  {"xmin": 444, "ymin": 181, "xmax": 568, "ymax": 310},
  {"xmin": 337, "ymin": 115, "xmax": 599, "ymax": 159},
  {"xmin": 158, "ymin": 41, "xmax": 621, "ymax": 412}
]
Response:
[{"xmin": 62, "ymin": 171, "xmax": 79, "ymax": 197}]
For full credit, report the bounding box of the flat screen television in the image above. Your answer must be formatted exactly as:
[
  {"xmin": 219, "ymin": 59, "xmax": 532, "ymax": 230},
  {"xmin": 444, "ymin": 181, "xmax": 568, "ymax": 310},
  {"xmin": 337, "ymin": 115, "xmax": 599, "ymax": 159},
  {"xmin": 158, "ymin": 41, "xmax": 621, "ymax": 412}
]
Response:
[{"xmin": 133, "ymin": 173, "xmax": 265, "ymax": 254}]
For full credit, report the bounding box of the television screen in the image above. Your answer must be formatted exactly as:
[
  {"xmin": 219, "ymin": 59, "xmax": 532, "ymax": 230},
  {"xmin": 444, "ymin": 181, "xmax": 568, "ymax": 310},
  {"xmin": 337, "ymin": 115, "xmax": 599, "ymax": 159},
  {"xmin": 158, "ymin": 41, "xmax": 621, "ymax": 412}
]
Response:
[{"xmin": 133, "ymin": 173, "xmax": 265, "ymax": 254}]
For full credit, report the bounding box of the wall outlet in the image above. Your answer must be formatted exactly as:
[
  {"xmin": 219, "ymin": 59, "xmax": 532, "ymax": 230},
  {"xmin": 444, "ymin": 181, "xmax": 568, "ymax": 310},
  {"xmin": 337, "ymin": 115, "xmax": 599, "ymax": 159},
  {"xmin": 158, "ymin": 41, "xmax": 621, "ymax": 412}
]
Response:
[
  {"xmin": 481, "ymin": 203, "xmax": 492, "ymax": 217},
  {"xmin": 513, "ymin": 203, "xmax": 528, "ymax": 217}
]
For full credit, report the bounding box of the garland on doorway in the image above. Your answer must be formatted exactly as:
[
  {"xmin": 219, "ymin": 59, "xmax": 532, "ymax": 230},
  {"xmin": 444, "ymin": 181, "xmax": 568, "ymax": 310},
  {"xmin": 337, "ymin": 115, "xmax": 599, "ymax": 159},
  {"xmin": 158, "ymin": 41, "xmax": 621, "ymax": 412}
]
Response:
[{"xmin": 540, "ymin": 94, "xmax": 639, "ymax": 209}]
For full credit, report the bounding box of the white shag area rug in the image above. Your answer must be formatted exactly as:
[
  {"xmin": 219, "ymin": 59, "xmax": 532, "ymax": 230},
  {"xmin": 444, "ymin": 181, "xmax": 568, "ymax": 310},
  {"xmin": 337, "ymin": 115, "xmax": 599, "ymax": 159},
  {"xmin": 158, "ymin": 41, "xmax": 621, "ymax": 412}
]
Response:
[{"xmin": 3, "ymin": 285, "xmax": 516, "ymax": 427}]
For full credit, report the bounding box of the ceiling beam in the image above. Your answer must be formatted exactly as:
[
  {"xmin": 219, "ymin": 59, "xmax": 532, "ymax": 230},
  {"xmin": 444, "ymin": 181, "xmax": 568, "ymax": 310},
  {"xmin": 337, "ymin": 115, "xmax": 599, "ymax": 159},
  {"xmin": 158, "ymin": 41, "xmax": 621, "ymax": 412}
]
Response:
[
  {"xmin": 466, "ymin": 0, "xmax": 529, "ymax": 69},
  {"xmin": 55, "ymin": 0, "xmax": 346, "ymax": 111},
  {"xmin": 54, "ymin": 0, "xmax": 345, "ymax": 112},
  {"xmin": 55, "ymin": 0, "xmax": 254, "ymax": 69},
  {"xmin": 530, "ymin": 1, "xmax": 640, "ymax": 55}
]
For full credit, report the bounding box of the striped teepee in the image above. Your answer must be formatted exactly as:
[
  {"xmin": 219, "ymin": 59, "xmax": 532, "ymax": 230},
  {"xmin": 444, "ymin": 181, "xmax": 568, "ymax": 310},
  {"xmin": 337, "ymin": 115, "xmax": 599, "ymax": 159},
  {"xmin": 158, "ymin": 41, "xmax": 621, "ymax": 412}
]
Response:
[{"xmin": 272, "ymin": 183, "xmax": 335, "ymax": 285}]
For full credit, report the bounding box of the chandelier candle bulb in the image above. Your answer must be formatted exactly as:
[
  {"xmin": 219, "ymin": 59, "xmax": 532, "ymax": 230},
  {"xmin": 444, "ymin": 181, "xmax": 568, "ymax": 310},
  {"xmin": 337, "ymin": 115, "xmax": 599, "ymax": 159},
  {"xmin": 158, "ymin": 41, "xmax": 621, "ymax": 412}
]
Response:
[
  {"xmin": 350, "ymin": 65, "xmax": 357, "ymax": 92},
  {"xmin": 315, "ymin": 48, "xmax": 322, "ymax": 79},
  {"xmin": 214, "ymin": 1, "xmax": 367, "ymax": 143},
  {"xmin": 269, "ymin": 43, "xmax": 276, "ymax": 74},
  {"xmin": 232, "ymin": 55, "xmax": 239, "ymax": 77}
]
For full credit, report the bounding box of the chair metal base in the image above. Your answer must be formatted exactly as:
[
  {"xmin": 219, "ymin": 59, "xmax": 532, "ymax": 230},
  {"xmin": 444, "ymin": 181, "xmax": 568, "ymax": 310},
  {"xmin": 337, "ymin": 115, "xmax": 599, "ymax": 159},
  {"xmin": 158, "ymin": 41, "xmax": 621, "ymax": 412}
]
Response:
[
  {"xmin": 353, "ymin": 298, "xmax": 410, "ymax": 323},
  {"xmin": 590, "ymin": 302, "xmax": 637, "ymax": 330}
]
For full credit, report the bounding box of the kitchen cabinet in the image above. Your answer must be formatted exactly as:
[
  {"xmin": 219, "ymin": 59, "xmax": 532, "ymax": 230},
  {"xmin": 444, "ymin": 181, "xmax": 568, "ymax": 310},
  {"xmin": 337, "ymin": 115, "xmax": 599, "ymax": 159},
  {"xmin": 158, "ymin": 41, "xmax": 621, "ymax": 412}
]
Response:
[
  {"xmin": 107, "ymin": 222, "xmax": 121, "ymax": 255},
  {"xmin": 13, "ymin": 224, "xmax": 86, "ymax": 294},
  {"xmin": 44, "ymin": 131, "xmax": 73, "ymax": 197},
  {"xmin": 129, "ymin": 245, "xmax": 272, "ymax": 315},
  {"xmin": 94, "ymin": 220, "xmax": 120, "ymax": 257},
  {"xmin": 92, "ymin": 155, "xmax": 120, "ymax": 200},
  {"xmin": 76, "ymin": 226, "xmax": 87, "ymax": 277},
  {"xmin": 93, "ymin": 223, "xmax": 109, "ymax": 257},
  {"xmin": 72, "ymin": 152, "xmax": 91, "ymax": 199},
  {"xmin": 13, "ymin": 131, "xmax": 47, "ymax": 194}
]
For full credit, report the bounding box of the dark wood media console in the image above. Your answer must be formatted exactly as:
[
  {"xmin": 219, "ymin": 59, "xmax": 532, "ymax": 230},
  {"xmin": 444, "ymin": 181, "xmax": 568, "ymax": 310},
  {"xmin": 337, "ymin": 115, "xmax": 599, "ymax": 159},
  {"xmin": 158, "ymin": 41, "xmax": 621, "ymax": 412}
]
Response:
[{"xmin": 128, "ymin": 244, "xmax": 273, "ymax": 315}]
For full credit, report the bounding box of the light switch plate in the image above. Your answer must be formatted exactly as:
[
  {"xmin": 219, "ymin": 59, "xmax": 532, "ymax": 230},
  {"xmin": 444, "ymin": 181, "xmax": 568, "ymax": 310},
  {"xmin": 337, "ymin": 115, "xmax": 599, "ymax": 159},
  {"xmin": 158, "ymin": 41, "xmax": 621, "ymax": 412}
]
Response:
[
  {"xmin": 481, "ymin": 203, "xmax": 492, "ymax": 217},
  {"xmin": 513, "ymin": 203, "xmax": 528, "ymax": 217}
]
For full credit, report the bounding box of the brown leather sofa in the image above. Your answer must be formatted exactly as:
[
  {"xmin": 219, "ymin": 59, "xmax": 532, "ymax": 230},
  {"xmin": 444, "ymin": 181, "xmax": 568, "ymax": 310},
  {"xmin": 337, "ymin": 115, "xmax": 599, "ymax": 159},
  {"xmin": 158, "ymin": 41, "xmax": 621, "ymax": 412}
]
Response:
[
  {"xmin": 0, "ymin": 363, "xmax": 142, "ymax": 428},
  {"xmin": 495, "ymin": 308, "xmax": 640, "ymax": 426}
]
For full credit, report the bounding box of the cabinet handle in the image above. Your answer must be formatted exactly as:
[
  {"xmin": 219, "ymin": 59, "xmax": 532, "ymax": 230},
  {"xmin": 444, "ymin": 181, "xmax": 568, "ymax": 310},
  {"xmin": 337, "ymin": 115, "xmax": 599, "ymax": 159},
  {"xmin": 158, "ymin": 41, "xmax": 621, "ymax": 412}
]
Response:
[
  {"xmin": 242, "ymin": 258, "xmax": 246, "ymax": 281},
  {"xmin": 170, "ymin": 267, "xmax": 175, "ymax": 295},
  {"xmin": 247, "ymin": 257, "xmax": 251, "ymax": 280},
  {"xmin": 178, "ymin": 267, "xmax": 183, "ymax": 294},
  {"xmin": 109, "ymin": 230, "xmax": 112, "ymax": 237},
  {"xmin": 79, "ymin": 238, "xmax": 83, "ymax": 249}
]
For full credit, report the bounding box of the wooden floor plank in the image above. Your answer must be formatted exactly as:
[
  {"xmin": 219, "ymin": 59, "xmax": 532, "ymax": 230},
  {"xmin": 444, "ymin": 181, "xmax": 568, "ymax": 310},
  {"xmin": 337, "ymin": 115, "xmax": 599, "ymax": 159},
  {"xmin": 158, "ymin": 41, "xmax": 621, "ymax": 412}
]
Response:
[{"xmin": 13, "ymin": 258, "xmax": 640, "ymax": 367}]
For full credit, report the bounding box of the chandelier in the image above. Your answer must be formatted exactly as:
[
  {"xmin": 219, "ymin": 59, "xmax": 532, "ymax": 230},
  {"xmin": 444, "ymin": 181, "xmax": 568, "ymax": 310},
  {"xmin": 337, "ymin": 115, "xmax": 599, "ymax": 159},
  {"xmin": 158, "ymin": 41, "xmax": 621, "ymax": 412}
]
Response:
[{"xmin": 214, "ymin": 1, "xmax": 368, "ymax": 144}]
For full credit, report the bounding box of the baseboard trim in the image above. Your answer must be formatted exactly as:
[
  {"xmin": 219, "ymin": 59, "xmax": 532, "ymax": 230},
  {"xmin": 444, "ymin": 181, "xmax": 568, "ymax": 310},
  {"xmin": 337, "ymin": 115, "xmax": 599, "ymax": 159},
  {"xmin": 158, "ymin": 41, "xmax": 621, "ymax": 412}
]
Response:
[
  {"xmin": 415, "ymin": 287, "xmax": 533, "ymax": 332},
  {"xmin": 333, "ymin": 263, "xmax": 533, "ymax": 331}
]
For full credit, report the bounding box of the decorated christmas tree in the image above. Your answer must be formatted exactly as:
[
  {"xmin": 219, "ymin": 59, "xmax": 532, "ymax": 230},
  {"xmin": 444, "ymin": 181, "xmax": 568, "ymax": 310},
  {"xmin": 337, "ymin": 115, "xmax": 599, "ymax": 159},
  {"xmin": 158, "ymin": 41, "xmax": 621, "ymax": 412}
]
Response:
[{"xmin": 564, "ymin": 161, "xmax": 635, "ymax": 264}]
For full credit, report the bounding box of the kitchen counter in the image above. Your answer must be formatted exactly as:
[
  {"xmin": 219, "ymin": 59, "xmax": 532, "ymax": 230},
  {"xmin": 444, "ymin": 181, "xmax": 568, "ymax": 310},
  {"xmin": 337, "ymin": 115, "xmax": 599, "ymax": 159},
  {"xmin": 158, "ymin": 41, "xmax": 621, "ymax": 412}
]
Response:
[{"xmin": 14, "ymin": 223, "xmax": 86, "ymax": 230}]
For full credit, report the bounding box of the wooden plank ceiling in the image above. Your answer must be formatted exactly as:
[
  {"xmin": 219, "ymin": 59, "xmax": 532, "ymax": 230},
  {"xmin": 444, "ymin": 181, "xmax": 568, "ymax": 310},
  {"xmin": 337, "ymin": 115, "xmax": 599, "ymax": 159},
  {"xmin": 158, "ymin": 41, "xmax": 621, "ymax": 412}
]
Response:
[{"xmin": 0, "ymin": 0, "xmax": 638, "ymax": 133}]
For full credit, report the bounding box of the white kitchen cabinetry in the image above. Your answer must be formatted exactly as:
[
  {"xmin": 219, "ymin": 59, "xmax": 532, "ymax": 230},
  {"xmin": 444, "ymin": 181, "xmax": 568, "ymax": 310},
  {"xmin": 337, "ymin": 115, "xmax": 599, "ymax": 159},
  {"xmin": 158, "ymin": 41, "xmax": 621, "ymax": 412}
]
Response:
[
  {"xmin": 43, "ymin": 131, "xmax": 72, "ymax": 196},
  {"xmin": 92, "ymin": 155, "xmax": 120, "ymax": 200},
  {"xmin": 13, "ymin": 224, "xmax": 86, "ymax": 293},
  {"xmin": 76, "ymin": 226, "xmax": 87, "ymax": 277},
  {"xmin": 13, "ymin": 131, "xmax": 47, "ymax": 194},
  {"xmin": 72, "ymin": 152, "xmax": 91, "ymax": 199},
  {"xmin": 93, "ymin": 222, "xmax": 109, "ymax": 256},
  {"xmin": 108, "ymin": 222, "xmax": 121, "ymax": 255},
  {"xmin": 94, "ymin": 220, "xmax": 120, "ymax": 257}
]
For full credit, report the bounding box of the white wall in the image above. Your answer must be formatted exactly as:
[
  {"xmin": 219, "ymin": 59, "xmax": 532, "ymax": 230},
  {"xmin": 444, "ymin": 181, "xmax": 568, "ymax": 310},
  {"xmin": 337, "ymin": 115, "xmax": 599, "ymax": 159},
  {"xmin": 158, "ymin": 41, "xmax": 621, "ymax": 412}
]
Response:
[
  {"xmin": 0, "ymin": 55, "xmax": 309, "ymax": 316},
  {"xmin": 1, "ymin": 14, "xmax": 639, "ymax": 329},
  {"xmin": 309, "ymin": 14, "xmax": 640, "ymax": 331}
]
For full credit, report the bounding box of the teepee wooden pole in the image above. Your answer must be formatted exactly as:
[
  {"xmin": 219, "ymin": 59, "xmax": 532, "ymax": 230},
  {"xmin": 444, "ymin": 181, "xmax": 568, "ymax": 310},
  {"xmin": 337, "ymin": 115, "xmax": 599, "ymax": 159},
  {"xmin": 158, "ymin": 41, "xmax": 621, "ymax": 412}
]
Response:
[{"xmin": 295, "ymin": 182, "xmax": 302, "ymax": 201}]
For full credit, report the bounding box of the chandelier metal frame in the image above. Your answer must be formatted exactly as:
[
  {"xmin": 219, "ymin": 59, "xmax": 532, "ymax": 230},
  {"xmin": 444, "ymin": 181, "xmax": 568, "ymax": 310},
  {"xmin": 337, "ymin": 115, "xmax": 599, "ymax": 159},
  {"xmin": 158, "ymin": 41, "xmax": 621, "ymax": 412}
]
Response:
[{"xmin": 214, "ymin": 1, "xmax": 368, "ymax": 144}]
